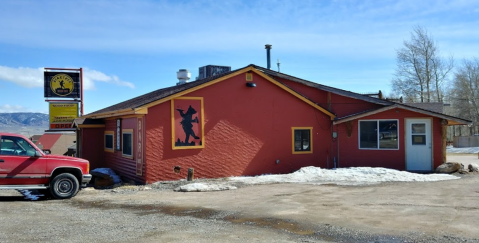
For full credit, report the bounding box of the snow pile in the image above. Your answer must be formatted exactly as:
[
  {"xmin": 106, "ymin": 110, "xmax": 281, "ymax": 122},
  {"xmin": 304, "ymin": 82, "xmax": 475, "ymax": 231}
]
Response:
[
  {"xmin": 229, "ymin": 166, "xmax": 459, "ymax": 186},
  {"xmin": 447, "ymin": 146, "xmax": 479, "ymax": 154},
  {"xmin": 174, "ymin": 183, "xmax": 237, "ymax": 192},
  {"xmin": 175, "ymin": 166, "xmax": 460, "ymax": 192}
]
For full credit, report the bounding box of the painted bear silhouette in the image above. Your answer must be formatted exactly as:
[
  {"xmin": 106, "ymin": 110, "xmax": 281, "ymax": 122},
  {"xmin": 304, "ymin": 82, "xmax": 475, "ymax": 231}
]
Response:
[{"xmin": 176, "ymin": 105, "xmax": 200, "ymax": 145}]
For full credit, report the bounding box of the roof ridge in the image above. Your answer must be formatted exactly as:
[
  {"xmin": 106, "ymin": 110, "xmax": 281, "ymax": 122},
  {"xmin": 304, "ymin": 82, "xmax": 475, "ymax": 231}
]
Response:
[
  {"xmin": 86, "ymin": 65, "xmax": 254, "ymax": 116},
  {"xmin": 252, "ymin": 65, "xmax": 394, "ymax": 106}
]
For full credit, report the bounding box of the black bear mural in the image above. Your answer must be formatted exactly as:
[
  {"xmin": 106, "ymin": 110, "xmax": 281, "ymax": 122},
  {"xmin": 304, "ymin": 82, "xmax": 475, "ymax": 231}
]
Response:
[{"xmin": 173, "ymin": 98, "xmax": 203, "ymax": 148}]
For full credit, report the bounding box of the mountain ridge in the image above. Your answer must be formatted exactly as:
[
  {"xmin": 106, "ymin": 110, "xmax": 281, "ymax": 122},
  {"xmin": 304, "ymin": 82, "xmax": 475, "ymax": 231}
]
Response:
[
  {"xmin": 0, "ymin": 112, "xmax": 49, "ymax": 127},
  {"xmin": 0, "ymin": 113, "xmax": 49, "ymax": 136}
]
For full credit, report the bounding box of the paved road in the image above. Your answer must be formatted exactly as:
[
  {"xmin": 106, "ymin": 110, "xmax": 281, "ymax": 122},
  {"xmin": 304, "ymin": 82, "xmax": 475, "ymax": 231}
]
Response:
[{"xmin": 1, "ymin": 171, "xmax": 479, "ymax": 242}]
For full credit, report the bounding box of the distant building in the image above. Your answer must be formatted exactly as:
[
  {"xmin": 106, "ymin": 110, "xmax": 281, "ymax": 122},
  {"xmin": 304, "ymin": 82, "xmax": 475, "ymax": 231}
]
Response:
[
  {"xmin": 35, "ymin": 133, "xmax": 75, "ymax": 155},
  {"xmin": 29, "ymin": 135, "xmax": 42, "ymax": 144}
]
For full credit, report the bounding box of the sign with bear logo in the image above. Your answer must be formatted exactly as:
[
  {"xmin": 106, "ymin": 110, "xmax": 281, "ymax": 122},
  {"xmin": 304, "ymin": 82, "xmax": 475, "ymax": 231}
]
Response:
[{"xmin": 44, "ymin": 72, "xmax": 80, "ymax": 98}]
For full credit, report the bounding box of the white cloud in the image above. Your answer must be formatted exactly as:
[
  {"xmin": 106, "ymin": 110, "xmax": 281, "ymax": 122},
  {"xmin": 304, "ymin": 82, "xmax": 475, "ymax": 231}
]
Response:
[
  {"xmin": 0, "ymin": 104, "xmax": 30, "ymax": 113},
  {"xmin": 83, "ymin": 68, "xmax": 135, "ymax": 90},
  {"xmin": 0, "ymin": 65, "xmax": 134, "ymax": 90},
  {"xmin": 0, "ymin": 66, "xmax": 43, "ymax": 88}
]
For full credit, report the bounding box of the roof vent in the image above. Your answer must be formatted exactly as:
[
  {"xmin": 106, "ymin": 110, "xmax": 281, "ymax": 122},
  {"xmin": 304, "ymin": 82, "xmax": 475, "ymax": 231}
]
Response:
[
  {"xmin": 265, "ymin": 44, "xmax": 272, "ymax": 69},
  {"xmin": 176, "ymin": 69, "xmax": 191, "ymax": 85}
]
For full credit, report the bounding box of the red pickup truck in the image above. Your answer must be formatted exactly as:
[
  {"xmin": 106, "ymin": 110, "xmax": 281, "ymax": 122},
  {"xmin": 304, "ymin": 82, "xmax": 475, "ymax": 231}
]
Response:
[{"xmin": 0, "ymin": 132, "xmax": 91, "ymax": 199}]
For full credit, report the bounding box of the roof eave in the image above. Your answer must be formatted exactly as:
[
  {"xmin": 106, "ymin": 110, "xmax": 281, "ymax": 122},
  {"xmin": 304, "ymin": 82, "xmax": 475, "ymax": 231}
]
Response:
[
  {"xmin": 333, "ymin": 104, "xmax": 472, "ymax": 126},
  {"xmin": 80, "ymin": 107, "xmax": 148, "ymax": 119}
]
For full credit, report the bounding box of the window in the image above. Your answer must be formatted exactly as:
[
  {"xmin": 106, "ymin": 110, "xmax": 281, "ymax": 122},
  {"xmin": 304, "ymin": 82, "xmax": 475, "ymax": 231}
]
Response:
[
  {"xmin": 411, "ymin": 123, "xmax": 426, "ymax": 145},
  {"xmin": 104, "ymin": 131, "xmax": 114, "ymax": 152},
  {"xmin": 292, "ymin": 127, "xmax": 313, "ymax": 154},
  {"xmin": 359, "ymin": 120, "xmax": 398, "ymax": 149},
  {"xmin": 0, "ymin": 136, "xmax": 37, "ymax": 156},
  {"xmin": 122, "ymin": 129, "xmax": 133, "ymax": 158}
]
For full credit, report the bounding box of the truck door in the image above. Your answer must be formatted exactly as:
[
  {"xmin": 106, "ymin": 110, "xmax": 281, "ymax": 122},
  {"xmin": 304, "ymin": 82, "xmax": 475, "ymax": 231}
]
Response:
[{"xmin": 0, "ymin": 135, "xmax": 48, "ymax": 185}]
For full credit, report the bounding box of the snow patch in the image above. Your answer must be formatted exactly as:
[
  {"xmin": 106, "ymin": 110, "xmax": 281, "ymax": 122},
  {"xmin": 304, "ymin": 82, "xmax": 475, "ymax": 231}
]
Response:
[
  {"xmin": 174, "ymin": 166, "xmax": 460, "ymax": 192},
  {"xmin": 174, "ymin": 183, "xmax": 237, "ymax": 192},
  {"xmin": 447, "ymin": 146, "xmax": 479, "ymax": 154},
  {"xmin": 229, "ymin": 166, "xmax": 459, "ymax": 186}
]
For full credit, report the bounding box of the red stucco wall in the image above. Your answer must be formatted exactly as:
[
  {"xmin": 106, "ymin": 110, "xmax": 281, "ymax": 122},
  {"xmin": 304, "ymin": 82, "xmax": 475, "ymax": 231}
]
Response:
[
  {"xmin": 144, "ymin": 72, "xmax": 333, "ymax": 182},
  {"xmin": 336, "ymin": 108, "xmax": 443, "ymax": 170},
  {"xmin": 81, "ymin": 71, "xmax": 448, "ymax": 183}
]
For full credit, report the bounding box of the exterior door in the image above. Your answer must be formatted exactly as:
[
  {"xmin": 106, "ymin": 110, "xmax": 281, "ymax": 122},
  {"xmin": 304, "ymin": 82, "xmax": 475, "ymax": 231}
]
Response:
[{"xmin": 406, "ymin": 119, "xmax": 432, "ymax": 171}]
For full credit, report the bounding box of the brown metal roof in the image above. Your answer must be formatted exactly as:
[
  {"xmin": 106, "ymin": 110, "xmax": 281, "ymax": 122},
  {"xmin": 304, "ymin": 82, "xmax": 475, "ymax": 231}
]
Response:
[
  {"xmin": 404, "ymin": 102, "xmax": 444, "ymax": 114},
  {"xmin": 251, "ymin": 65, "xmax": 394, "ymax": 106},
  {"xmin": 81, "ymin": 64, "xmax": 471, "ymax": 126},
  {"xmin": 86, "ymin": 68, "xmax": 239, "ymax": 116},
  {"xmin": 333, "ymin": 104, "xmax": 472, "ymax": 126}
]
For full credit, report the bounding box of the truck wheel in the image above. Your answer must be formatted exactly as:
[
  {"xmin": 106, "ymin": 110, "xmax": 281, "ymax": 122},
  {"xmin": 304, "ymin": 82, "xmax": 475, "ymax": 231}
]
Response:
[{"xmin": 50, "ymin": 173, "xmax": 79, "ymax": 199}]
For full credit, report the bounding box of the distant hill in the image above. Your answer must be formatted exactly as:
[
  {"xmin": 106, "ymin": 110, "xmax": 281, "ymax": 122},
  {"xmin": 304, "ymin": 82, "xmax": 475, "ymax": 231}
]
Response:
[{"xmin": 0, "ymin": 113, "xmax": 49, "ymax": 136}]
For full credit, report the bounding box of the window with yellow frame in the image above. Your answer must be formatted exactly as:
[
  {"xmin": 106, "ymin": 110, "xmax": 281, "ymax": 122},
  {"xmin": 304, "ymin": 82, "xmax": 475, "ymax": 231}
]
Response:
[
  {"xmin": 292, "ymin": 127, "xmax": 313, "ymax": 154},
  {"xmin": 104, "ymin": 131, "xmax": 114, "ymax": 153},
  {"xmin": 122, "ymin": 129, "xmax": 134, "ymax": 159}
]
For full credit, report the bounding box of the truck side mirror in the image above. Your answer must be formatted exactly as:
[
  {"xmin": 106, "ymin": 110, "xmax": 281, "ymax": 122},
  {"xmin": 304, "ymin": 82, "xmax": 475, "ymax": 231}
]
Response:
[{"xmin": 35, "ymin": 151, "xmax": 43, "ymax": 157}]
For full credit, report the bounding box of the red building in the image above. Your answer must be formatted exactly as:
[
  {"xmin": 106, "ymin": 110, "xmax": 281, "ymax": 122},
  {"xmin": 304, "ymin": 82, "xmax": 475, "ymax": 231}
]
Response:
[{"xmin": 76, "ymin": 64, "xmax": 471, "ymax": 184}]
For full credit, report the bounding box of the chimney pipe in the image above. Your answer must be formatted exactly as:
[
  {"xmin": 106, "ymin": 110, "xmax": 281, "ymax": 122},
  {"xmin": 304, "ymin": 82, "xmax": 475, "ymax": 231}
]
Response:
[{"xmin": 265, "ymin": 44, "xmax": 272, "ymax": 69}]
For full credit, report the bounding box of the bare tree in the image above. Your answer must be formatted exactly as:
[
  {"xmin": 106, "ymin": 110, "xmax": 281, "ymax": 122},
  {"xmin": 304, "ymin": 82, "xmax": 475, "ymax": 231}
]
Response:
[
  {"xmin": 449, "ymin": 57, "xmax": 479, "ymax": 134},
  {"xmin": 391, "ymin": 26, "xmax": 453, "ymax": 103}
]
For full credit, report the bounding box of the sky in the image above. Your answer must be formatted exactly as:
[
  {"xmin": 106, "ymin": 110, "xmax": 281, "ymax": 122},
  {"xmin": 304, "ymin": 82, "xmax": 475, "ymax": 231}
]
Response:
[{"xmin": 0, "ymin": 0, "xmax": 478, "ymax": 115}]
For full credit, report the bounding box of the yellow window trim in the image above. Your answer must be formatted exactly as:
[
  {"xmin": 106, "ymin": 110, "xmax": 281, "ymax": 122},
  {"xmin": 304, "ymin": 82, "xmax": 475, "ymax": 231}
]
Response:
[
  {"xmin": 121, "ymin": 129, "xmax": 134, "ymax": 159},
  {"xmin": 104, "ymin": 131, "xmax": 114, "ymax": 153},
  {"xmin": 292, "ymin": 127, "xmax": 313, "ymax": 154}
]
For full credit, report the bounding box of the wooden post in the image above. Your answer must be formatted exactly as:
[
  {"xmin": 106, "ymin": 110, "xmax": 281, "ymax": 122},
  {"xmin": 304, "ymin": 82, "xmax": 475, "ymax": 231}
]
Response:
[
  {"xmin": 187, "ymin": 168, "xmax": 194, "ymax": 181},
  {"xmin": 442, "ymin": 120, "xmax": 448, "ymax": 163}
]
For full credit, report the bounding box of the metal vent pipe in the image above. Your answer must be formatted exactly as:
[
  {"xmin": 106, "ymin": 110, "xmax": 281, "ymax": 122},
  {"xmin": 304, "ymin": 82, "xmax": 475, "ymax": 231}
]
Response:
[{"xmin": 265, "ymin": 44, "xmax": 272, "ymax": 69}]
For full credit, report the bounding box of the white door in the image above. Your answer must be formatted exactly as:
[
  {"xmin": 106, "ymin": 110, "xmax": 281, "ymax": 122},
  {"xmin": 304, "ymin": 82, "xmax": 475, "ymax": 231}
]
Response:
[{"xmin": 406, "ymin": 119, "xmax": 432, "ymax": 171}]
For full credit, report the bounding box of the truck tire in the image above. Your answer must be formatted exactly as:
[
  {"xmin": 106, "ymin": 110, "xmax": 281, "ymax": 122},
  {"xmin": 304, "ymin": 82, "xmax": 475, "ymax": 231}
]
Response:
[{"xmin": 49, "ymin": 173, "xmax": 79, "ymax": 199}]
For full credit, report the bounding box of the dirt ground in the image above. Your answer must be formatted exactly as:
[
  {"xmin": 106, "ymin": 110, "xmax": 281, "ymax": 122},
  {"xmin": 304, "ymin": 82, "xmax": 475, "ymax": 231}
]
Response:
[{"xmin": 1, "ymin": 155, "xmax": 479, "ymax": 242}]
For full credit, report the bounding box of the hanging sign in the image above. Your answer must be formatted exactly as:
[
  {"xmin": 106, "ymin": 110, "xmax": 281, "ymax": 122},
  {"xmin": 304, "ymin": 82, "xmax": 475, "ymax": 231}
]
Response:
[
  {"xmin": 49, "ymin": 103, "xmax": 78, "ymax": 130},
  {"xmin": 136, "ymin": 117, "xmax": 143, "ymax": 176},
  {"xmin": 44, "ymin": 72, "xmax": 81, "ymax": 98}
]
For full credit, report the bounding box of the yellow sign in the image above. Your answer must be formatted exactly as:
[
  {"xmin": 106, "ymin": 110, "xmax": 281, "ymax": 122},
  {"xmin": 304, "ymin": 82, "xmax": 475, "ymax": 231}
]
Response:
[
  {"xmin": 49, "ymin": 103, "xmax": 78, "ymax": 130},
  {"xmin": 50, "ymin": 74, "xmax": 74, "ymax": 96}
]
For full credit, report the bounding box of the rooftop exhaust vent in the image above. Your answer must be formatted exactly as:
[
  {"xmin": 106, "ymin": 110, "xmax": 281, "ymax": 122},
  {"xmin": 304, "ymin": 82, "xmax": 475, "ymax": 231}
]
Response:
[{"xmin": 176, "ymin": 69, "xmax": 191, "ymax": 85}]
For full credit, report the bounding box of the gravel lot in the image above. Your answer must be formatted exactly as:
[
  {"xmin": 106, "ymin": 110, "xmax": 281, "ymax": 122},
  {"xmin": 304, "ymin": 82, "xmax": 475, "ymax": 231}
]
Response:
[{"xmin": 1, "ymin": 161, "xmax": 479, "ymax": 243}]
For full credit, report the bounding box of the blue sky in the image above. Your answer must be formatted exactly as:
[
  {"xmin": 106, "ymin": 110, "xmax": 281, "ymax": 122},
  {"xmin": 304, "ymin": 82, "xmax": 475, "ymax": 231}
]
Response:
[{"xmin": 0, "ymin": 0, "xmax": 478, "ymax": 114}]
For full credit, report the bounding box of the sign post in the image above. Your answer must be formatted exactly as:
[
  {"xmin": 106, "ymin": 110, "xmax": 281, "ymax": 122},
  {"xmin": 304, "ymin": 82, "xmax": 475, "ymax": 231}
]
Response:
[{"xmin": 44, "ymin": 68, "xmax": 83, "ymax": 132}]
